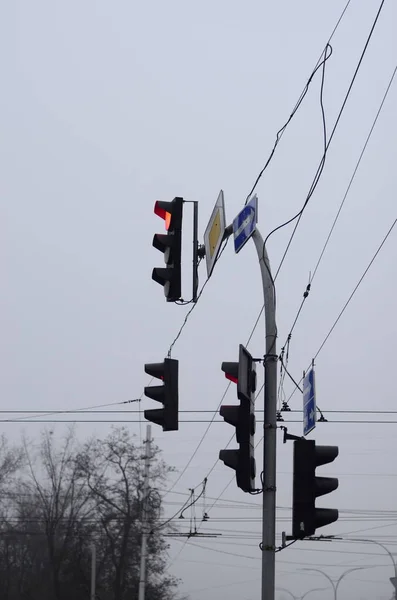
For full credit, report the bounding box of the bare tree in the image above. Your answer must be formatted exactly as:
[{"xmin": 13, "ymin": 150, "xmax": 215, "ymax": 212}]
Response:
[
  {"xmin": 0, "ymin": 427, "xmax": 181, "ymax": 600},
  {"xmin": 75, "ymin": 426, "xmax": 178, "ymax": 600}
]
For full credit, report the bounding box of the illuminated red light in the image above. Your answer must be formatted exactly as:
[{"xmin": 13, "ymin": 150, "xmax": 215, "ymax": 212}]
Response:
[
  {"xmin": 154, "ymin": 202, "xmax": 171, "ymax": 231},
  {"xmin": 225, "ymin": 373, "xmax": 238, "ymax": 384}
]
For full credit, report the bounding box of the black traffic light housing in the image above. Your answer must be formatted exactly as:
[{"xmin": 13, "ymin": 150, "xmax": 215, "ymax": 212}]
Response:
[
  {"xmin": 152, "ymin": 197, "xmax": 183, "ymax": 302},
  {"xmin": 219, "ymin": 344, "xmax": 257, "ymax": 493},
  {"xmin": 144, "ymin": 358, "xmax": 178, "ymax": 431},
  {"xmin": 292, "ymin": 439, "xmax": 339, "ymax": 538}
]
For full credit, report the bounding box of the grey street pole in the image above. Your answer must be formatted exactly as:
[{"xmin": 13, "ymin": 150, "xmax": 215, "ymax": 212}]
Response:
[
  {"xmin": 276, "ymin": 588, "xmax": 296, "ymax": 600},
  {"xmin": 303, "ymin": 566, "xmax": 367, "ymax": 599},
  {"xmin": 252, "ymin": 229, "xmax": 277, "ymax": 600},
  {"xmin": 276, "ymin": 587, "xmax": 327, "ymax": 600},
  {"xmin": 138, "ymin": 425, "xmax": 152, "ymax": 600},
  {"xmin": 344, "ymin": 538, "xmax": 397, "ymax": 599},
  {"xmin": 301, "ymin": 589, "xmax": 327, "ymax": 599},
  {"xmin": 90, "ymin": 544, "xmax": 96, "ymax": 600}
]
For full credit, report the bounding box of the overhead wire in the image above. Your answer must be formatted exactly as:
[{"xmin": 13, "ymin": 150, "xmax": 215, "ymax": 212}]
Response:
[
  {"xmin": 243, "ymin": 0, "xmax": 353, "ymax": 204},
  {"xmin": 277, "ymin": 62, "xmax": 397, "ymax": 408},
  {"xmin": 245, "ymin": 0, "xmax": 388, "ymax": 363},
  {"xmin": 270, "ymin": 0, "xmax": 386, "ymax": 278},
  {"xmin": 167, "ymin": 237, "xmax": 229, "ymax": 358},
  {"xmin": 157, "ymin": 7, "xmax": 355, "ymax": 503},
  {"xmin": 284, "ymin": 216, "xmax": 397, "ymax": 407},
  {"xmin": 160, "ymin": 0, "xmax": 389, "ymax": 570}
]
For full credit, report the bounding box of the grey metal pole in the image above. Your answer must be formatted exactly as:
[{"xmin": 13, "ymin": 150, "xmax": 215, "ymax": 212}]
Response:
[
  {"xmin": 276, "ymin": 585, "xmax": 327, "ymax": 599},
  {"xmin": 301, "ymin": 588, "xmax": 328, "ymax": 600},
  {"xmin": 252, "ymin": 229, "xmax": 277, "ymax": 600},
  {"xmin": 303, "ymin": 566, "xmax": 366, "ymax": 600},
  {"xmin": 138, "ymin": 425, "xmax": 152, "ymax": 600},
  {"xmin": 90, "ymin": 544, "xmax": 96, "ymax": 600},
  {"xmin": 192, "ymin": 201, "xmax": 199, "ymax": 303},
  {"xmin": 276, "ymin": 587, "xmax": 296, "ymax": 599},
  {"xmin": 343, "ymin": 538, "xmax": 397, "ymax": 599}
]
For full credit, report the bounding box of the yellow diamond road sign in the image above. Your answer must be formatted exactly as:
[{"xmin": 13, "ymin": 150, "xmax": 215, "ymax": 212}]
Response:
[
  {"xmin": 208, "ymin": 210, "xmax": 221, "ymax": 258},
  {"xmin": 203, "ymin": 190, "xmax": 226, "ymax": 278}
]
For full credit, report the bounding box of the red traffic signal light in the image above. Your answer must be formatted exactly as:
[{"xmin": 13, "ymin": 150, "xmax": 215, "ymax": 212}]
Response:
[
  {"xmin": 221, "ymin": 344, "xmax": 257, "ymax": 402},
  {"xmin": 144, "ymin": 358, "xmax": 179, "ymax": 431},
  {"xmin": 292, "ymin": 439, "xmax": 339, "ymax": 538},
  {"xmin": 219, "ymin": 344, "xmax": 256, "ymax": 493},
  {"xmin": 152, "ymin": 197, "xmax": 183, "ymax": 302}
]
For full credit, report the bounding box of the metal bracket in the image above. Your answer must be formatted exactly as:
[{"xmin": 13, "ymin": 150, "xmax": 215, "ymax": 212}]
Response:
[{"xmin": 279, "ymin": 426, "xmax": 304, "ymax": 444}]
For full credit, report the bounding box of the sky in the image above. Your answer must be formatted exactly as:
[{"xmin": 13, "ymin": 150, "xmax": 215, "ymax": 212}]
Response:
[{"xmin": 1, "ymin": 0, "xmax": 397, "ymax": 599}]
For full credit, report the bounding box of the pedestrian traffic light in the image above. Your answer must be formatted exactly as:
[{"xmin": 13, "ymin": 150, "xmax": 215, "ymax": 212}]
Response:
[
  {"xmin": 144, "ymin": 358, "xmax": 178, "ymax": 431},
  {"xmin": 219, "ymin": 344, "xmax": 256, "ymax": 493},
  {"xmin": 292, "ymin": 439, "xmax": 339, "ymax": 538},
  {"xmin": 152, "ymin": 197, "xmax": 183, "ymax": 302}
]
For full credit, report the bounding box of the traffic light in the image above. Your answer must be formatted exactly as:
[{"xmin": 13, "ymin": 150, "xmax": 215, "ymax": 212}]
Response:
[
  {"xmin": 152, "ymin": 197, "xmax": 183, "ymax": 302},
  {"xmin": 144, "ymin": 358, "xmax": 178, "ymax": 431},
  {"xmin": 219, "ymin": 344, "xmax": 256, "ymax": 493},
  {"xmin": 292, "ymin": 439, "xmax": 339, "ymax": 538}
]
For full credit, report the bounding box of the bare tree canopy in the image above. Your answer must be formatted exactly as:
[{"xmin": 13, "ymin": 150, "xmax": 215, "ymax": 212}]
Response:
[{"xmin": 0, "ymin": 427, "xmax": 182, "ymax": 600}]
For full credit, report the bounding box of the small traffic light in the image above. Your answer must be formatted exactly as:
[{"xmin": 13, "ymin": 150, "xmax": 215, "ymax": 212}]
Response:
[
  {"xmin": 292, "ymin": 439, "xmax": 339, "ymax": 538},
  {"xmin": 219, "ymin": 344, "xmax": 256, "ymax": 493},
  {"xmin": 144, "ymin": 358, "xmax": 178, "ymax": 431},
  {"xmin": 152, "ymin": 197, "xmax": 183, "ymax": 302}
]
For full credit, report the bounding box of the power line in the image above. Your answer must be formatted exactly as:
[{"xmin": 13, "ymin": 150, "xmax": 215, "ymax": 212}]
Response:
[
  {"xmin": 245, "ymin": 44, "xmax": 332, "ymax": 204},
  {"xmin": 272, "ymin": 0, "xmax": 387, "ymax": 279},
  {"xmin": 313, "ymin": 220, "xmax": 397, "ymax": 359},
  {"xmin": 284, "ymin": 216, "xmax": 397, "ymax": 408},
  {"xmin": 5, "ymin": 398, "xmax": 141, "ymax": 424},
  {"xmin": 277, "ymin": 63, "xmax": 397, "ymax": 407},
  {"xmin": 160, "ymin": 9, "xmax": 356, "ymax": 503},
  {"xmin": 245, "ymin": 0, "xmax": 388, "ymax": 356},
  {"xmin": 244, "ymin": 0, "xmax": 353, "ymax": 204},
  {"xmin": 310, "ymin": 65, "xmax": 397, "ymax": 284},
  {"xmin": 4, "ymin": 418, "xmax": 397, "ymax": 424},
  {"xmin": 167, "ymin": 238, "xmax": 229, "ymax": 358},
  {"xmin": 3, "ymin": 408, "xmax": 397, "ymax": 415}
]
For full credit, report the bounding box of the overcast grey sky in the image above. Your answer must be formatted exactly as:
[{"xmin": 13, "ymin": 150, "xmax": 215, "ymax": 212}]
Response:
[{"xmin": 2, "ymin": 1, "xmax": 397, "ymax": 599}]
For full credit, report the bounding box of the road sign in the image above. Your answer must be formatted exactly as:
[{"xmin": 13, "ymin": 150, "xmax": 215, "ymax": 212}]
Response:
[
  {"xmin": 303, "ymin": 368, "xmax": 316, "ymax": 436},
  {"xmin": 203, "ymin": 190, "xmax": 226, "ymax": 277},
  {"xmin": 233, "ymin": 195, "xmax": 258, "ymax": 254}
]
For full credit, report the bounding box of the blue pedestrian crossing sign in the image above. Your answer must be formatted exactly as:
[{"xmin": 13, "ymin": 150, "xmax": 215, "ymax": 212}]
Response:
[
  {"xmin": 303, "ymin": 368, "xmax": 316, "ymax": 436},
  {"xmin": 233, "ymin": 195, "xmax": 258, "ymax": 254}
]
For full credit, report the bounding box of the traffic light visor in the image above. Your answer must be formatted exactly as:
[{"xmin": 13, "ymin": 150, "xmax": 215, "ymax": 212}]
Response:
[
  {"xmin": 144, "ymin": 362, "xmax": 165, "ymax": 381},
  {"xmin": 221, "ymin": 362, "xmax": 238, "ymax": 384}
]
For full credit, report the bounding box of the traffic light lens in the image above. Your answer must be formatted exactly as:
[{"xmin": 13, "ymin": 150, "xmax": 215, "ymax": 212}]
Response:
[{"xmin": 154, "ymin": 202, "xmax": 171, "ymax": 230}]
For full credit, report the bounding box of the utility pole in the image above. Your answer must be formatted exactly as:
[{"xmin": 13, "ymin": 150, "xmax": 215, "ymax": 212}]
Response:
[
  {"xmin": 303, "ymin": 566, "xmax": 368, "ymax": 599},
  {"xmin": 90, "ymin": 544, "xmax": 96, "ymax": 600},
  {"xmin": 138, "ymin": 425, "xmax": 152, "ymax": 600},
  {"xmin": 341, "ymin": 538, "xmax": 397, "ymax": 599},
  {"xmin": 252, "ymin": 229, "xmax": 277, "ymax": 600},
  {"xmin": 276, "ymin": 587, "xmax": 327, "ymax": 600}
]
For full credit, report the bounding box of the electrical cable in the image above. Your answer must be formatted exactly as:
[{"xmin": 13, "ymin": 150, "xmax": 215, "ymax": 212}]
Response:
[
  {"xmin": 310, "ymin": 66, "xmax": 396, "ymax": 284},
  {"xmin": 3, "ymin": 408, "xmax": 397, "ymax": 414},
  {"xmin": 244, "ymin": 0, "xmax": 353, "ymax": 204},
  {"xmin": 147, "ymin": 7, "xmax": 356, "ymax": 521},
  {"xmin": 245, "ymin": 0, "xmax": 388, "ymax": 361},
  {"xmin": 4, "ymin": 419, "xmax": 397, "ymax": 424},
  {"xmin": 284, "ymin": 216, "xmax": 397, "ymax": 407},
  {"xmin": 167, "ymin": 238, "xmax": 229, "ymax": 358},
  {"xmin": 270, "ymin": 0, "xmax": 386, "ymax": 279},
  {"xmin": 276, "ymin": 63, "xmax": 397, "ymax": 409},
  {"xmin": 6, "ymin": 398, "xmax": 141, "ymax": 424},
  {"xmin": 166, "ymin": 35, "xmax": 331, "ymax": 361},
  {"xmin": 313, "ymin": 219, "xmax": 396, "ymax": 360},
  {"xmin": 245, "ymin": 44, "xmax": 332, "ymax": 205}
]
